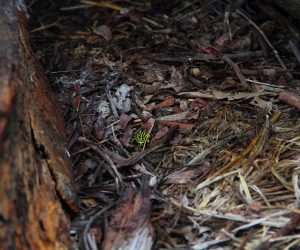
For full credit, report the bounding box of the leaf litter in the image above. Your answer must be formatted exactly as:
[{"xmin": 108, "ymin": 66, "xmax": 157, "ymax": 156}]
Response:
[{"xmin": 28, "ymin": 0, "xmax": 300, "ymax": 249}]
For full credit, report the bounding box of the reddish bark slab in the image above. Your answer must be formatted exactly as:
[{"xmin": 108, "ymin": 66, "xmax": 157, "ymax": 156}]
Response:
[
  {"xmin": 0, "ymin": 1, "xmax": 77, "ymax": 249},
  {"xmin": 278, "ymin": 91, "xmax": 300, "ymax": 111}
]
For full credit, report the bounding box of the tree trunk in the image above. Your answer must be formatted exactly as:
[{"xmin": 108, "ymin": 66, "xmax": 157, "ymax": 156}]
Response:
[{"xmin": 0, "ymin": 1, "xmax": 77, "ymax": 249}]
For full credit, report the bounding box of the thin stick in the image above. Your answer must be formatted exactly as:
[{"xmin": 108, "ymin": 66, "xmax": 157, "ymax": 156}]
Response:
[
  {"xmin": 83, "ymin": 204, "xmax": 114, "ymax": 250},
  {"xmin": 224, "ymin": 10, "xmax": 232, "ymax": 41},
  {"xmin": 79, "ymin": 137, "xmax": 123, "ymax": 187},
  {"xmin": 222, "ymin": 55, "xmax": 247, "ymax": 87},
  {"xmin": 236, "ymin": 10, "xmax": 287, "ymax": 71}
]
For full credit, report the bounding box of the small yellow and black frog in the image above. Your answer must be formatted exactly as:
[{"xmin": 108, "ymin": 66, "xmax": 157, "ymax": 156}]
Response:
[{"xmin": 132, "ymin": 129, "xmax": 151, "ymax": 149}]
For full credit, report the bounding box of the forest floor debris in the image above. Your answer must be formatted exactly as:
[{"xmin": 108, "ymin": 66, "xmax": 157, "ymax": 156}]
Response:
[{"xmin": 28, "ymin": 0, "xmax": 300, "ymax": 249}]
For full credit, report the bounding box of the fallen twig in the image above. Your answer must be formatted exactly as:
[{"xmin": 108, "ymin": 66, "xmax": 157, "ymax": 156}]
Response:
[
  {"xmin": 236, "ymin": 10, "xmax": 288, "ymax": 72},
  {"xmin": 222, "ymin": 55, "xmax": 247, "ymax": 88},
  {"xmin": 78, "ymin": 137, "xmax": 124, "ymax": 188},
  {"xmin": 138, "ymin": 51, "xmax": 264, "ymax": 63},
  {"xmin": 83, "ymin": 204, "xmax": 114, "ymax": 250},
  {"xmin": 278, "ymin": 91, "xmax": 300, "ymax": 111}
]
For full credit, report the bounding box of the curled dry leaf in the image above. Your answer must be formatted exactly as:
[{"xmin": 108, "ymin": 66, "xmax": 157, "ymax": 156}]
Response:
[
  {"xmin": 103, "ymin": 187, "xmax": 153, "ymax": 250},
  {"xmin": 163, "ymin": 162, "xmax": 210, "ymax": 184},
  {"xmin": 119, "ymin": 113, "xmax": 132, "ymax": 131},
  {"xmin": 93, "ymin": 25, "xmax": 112, "ymax": 41},
  {"xmin": 141, "ymin": 117, "xmax": 155, "ymax": 132},
  {"xmin": 199, "ymin": 45, "xmax": 221, "ymax": 56},
  {"xmin": 152, "ymin": 126, "xmax": 169, "ymax": 141},
  {"xmin": 157, "ymin": 121, "xmax": 194, "ymax": 130},
  {"xmin": 74, "ymin": 159, "xmax": 98, "ymax": 182},
  {"xmin": 170, "ymin": 66, "xmax": 186, "ymax": 92},
  {"xmin": 153, "ymin": 97, "xmax": 176, "ymax": 110},
  {"xmin": 156, "ymin": 111, "xmax": 189, "ymax": 122},
  {"xmin": 250, "ymin": 96, "xmax": 272, "ymax": 113},
  {"xmin": 120, "ymin": 126, "xmax": 134, "ymax": 146}
]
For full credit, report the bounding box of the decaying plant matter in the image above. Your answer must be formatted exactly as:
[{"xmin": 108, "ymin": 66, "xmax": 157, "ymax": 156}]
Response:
[{"xmin": 26, "ymin": 0, "xmax": 300, "ymax": 249}]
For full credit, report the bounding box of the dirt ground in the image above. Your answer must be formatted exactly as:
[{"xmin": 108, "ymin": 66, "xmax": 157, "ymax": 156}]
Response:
[{"xmin": 28, "ymin": 0, "xmax": 300, "ymax": 249}]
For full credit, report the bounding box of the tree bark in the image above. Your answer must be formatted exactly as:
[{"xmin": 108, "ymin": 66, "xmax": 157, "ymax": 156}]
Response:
[{"xmin": 0, "ymin": 1, "xmax": 77, "ymax": 249}]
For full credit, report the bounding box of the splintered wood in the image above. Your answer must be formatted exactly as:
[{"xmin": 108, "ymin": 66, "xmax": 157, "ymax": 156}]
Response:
[{"xmin": 0, "ymin": 1, "xmax": 76, "ymax": 249}]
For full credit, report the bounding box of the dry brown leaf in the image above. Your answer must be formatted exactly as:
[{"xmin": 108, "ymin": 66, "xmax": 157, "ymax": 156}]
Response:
[
  {"xmin": 103, "ymin": 187, "xmax": 153, "ymax": 250},
  {"xmin": 119, "ymin": 113, "xmax": 132, "ymax": 131},
  {"xmin": 93, "ymin": 25, "xmax": 112, "ymax": 41},
  {"xmin": 141, "ymin": 117, "xmax": 155, "ymax": 132},
  {"xmin": 156, "ymin": 111, "xmax": 189, "ymax": 121},
  {"xmin": 163, "ymin": 162, "xmax": 210, "ymax": 184}
]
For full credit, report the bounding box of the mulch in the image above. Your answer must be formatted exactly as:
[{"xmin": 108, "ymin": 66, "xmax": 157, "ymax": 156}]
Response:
[{"xmin": 28, "ymin": 0, "xmax": 300, "ymax": 249}]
